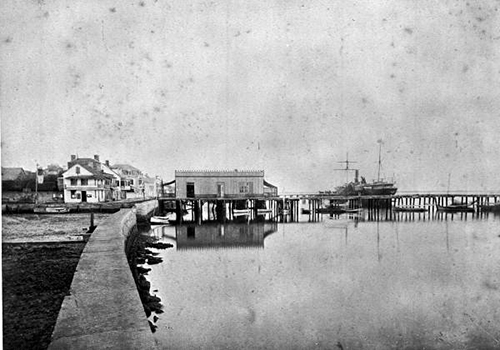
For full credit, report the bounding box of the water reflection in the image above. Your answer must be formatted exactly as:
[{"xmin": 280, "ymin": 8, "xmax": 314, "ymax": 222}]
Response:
[
  {"xmin": 150, "ymin": 221, "xmax": 278, "ymax": 251},
  {"xmin": 144, "ymin": 213, "xmax": 500, "ymax": 349}
]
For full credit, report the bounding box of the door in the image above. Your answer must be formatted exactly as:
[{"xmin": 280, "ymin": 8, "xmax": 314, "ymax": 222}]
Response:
[
  {"xmin": 217, "ymin": 182, "xmax": 225, "ymax": 197},
  {"xmin": 186, "ymin": 182, "xmax": 195, "ymax": 198},
  {"xmin": 81, "ymin": 191, "xmax": 87, "ymax": 202}
]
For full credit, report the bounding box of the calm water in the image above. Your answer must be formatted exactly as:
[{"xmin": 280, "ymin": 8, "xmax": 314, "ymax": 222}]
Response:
[{"xmin": 142, "ymin": 212, "xmax": 500, "ymax": 350}]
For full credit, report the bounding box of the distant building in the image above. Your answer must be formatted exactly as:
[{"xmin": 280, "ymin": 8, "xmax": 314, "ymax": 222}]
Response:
[
  {"xmin": 62, "ymin": 155, "xmax": 121, "ymax": 203},
  {"xmin": 2, "ymin": 167, "xmax": 63, "ymax": 203},
  {"xmin": 111, "ymin": 164, "xmax": 158, "ymax": 199},
  {"xmin": 2, "ymin": 167, "xmax": 27, "ymax": 183},
  {"xmin": 174, "ymin": 170, "xmax": 278, "ymax": 198}
]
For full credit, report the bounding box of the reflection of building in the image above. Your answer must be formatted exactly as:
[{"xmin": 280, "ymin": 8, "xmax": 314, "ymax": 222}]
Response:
[
  {"xmin": 174, "ymin": 170, "xmax": 278, "ymax": 198},
  {"xmin": 174, "ymin": 222, "xmax": 278, "ymax": 250}
]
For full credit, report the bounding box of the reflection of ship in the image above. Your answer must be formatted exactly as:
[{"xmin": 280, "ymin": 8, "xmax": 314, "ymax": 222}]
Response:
[
  {"xmin": 480, "ymin": 202, "xmax": 500, "ymax": 212},
  {"xmin": 174, "ymin": 222, "xmax": 278, "ymax": 250},
  {"xmin": 329, "ymin": 143, "xmax": 397, "ymax": 196}
]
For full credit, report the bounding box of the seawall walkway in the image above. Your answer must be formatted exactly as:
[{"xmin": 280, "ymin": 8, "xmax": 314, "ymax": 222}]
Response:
[{"xmin": 48, "ymin": 204, "xmax": 158, "ymax": 349}]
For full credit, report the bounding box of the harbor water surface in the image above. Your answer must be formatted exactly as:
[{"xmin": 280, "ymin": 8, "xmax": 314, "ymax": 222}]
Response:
[{"xmin": 142, "ymin": 212, "xmax": 500, "ymax": 349}]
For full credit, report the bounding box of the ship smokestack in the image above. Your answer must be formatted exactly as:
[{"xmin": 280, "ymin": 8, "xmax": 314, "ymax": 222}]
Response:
[{"xmin": 355, "ymin": 169, "xmax": 359, "ymax": 183}]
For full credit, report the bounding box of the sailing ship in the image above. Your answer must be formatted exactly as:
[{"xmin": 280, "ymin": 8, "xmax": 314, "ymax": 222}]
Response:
[{"xmin": 330, "ymin": 143, "xmax": 397, "ymax": 196}]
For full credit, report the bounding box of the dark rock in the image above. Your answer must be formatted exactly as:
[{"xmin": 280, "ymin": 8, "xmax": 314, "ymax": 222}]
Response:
[
  {"xmin": 148, "ymin": 320, "xmax": 157, "ymax": 333},
  {"xmin": 147, "ymin": 256, "xmax": 163, "ymax": 265},
  {"xmin": 137, "ymin": 266, "xmax": 151, "ymax": 274},
  {"xmin": 138, "ymin": 275, "xmax": 150, "ymax": 291},
  {"xmin": 144, "ymin": 248, "xmax": 159, "ymax": 256},
  {"xmin": 144, "ymin": 304, "xmax": 151, "ymax": 317},
  {"xmin": 145, "ymin": 242, "xmax": 173, "ymax": 249},
  {"xmin": 147, "ymin": 301, "xmax": 163, "ymax": 314}
]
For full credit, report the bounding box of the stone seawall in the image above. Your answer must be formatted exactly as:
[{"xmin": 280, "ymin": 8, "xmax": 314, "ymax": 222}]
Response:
[
  {"xmin": 48, "ymin": 209, "xmax": 158, "ymax": 350},
  {"xmin": 134, "ymin": 199, "xmax": 158, "ymax": 223}
]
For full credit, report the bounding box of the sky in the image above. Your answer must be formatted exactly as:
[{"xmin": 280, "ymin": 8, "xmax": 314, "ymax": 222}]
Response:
[{"xmin": 1, "ymin": 0, "xmax": 499, "ymax": 193}]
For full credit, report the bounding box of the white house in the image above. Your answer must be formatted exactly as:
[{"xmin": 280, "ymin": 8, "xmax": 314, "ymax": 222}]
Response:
[{"xmin": 62, "ymin": 155, "xmax": 121, "ymax": 203}]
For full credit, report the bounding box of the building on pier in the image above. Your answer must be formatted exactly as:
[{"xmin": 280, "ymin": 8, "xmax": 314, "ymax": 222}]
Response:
[{"xmin": 174, "ymin": 170, "xmax": 278, "ymax": 198}]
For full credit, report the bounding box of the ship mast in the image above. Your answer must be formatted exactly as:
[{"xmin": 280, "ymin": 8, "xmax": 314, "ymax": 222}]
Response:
[
  {"xmin": 377, "ymin": 143, "xmax": 382, "ymax": 182},
  {"xmin": 335, "ymin": 153, "xmax": 359, "ymax": 183}
]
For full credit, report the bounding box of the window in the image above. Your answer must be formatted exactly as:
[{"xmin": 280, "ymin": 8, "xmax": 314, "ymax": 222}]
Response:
[
  {"xmin": 115, "ymin": 180, "xmax": 120, "ymax": 186},
  {"xmin": 239, "ymin": 182, "xmax": 249, "ymax": 193},
  {"xmin": 76, "ymin": 166, "xmax": 80, "ymax": 174},
  {"xmin": 76, "ymin": 193, "xmax": 81, "ymax": 199},
  {"xmin": 70, "ymin": 179, "xmax": 77, "ymax": 186},
  {"xmin": 239, "ymin": 182, "xmax": 254, "ymax": 194},
  {"xmin": 129, "ymin": 179, "xmax": 134, "ymax": 186},
  {"xmin": 70, "ymin": 190, "xmax": 76, "ymax": 199},
  {"xmin": 81, "ymin": 179, "xmax": 88, "ymax": 186}
]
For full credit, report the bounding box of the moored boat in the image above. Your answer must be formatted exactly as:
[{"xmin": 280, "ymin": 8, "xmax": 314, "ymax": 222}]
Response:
[
  {"xmin": 394, "ymin": 205, "xmax": 427, "ymax": 212},
  {"xmin": 436, "ymin": 204, "xmax": 475, "ymax": 213},
  {"xmin": 233, "ymin": 200, "xmax": 250, "ymax": 216},
  {"xmin": 150, "ymin": 213, "xmax": 175, "ymax": 225},
  {"xmin": 255, "ymin": 200, "xmax": 272, "ymax": 215},
  {"xmin": 34, "ymin": 205, "xmax": 71, "ymax": 214}
]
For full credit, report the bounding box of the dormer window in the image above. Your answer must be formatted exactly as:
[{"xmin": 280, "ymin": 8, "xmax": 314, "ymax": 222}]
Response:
[{"xmin": 76, "ymin": 166, "xmax": 80, "ymax": 174}]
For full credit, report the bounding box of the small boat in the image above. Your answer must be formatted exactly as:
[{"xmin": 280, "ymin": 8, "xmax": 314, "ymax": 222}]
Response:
[
  {"xmin": 233, "ymin": 199, "xmax": 251, "ymax": 216},
  {"xmin": 34, "ymin": 206, "xmax": 71, "ymax": 214},
  {"xmin": 317, "ymin": 203, "xmax": 361, "ymax": 214},
  {"xmin": 257, "ymin": 208, "xmax": 272, "ymax": 214},
  {"xmin": 233, "ymin": 209, "xmax": 251, "ymax": 216},
  {"xmin": 394, "ymin": 205, "xmax": 427, "ymax": 212},
  {"xmin": 255, "ymin": 200, "xmax": 272, "ymax": 215},
  {"xmin": 150, "ymin": 213, "xmax": 175, "ymax": 225},
  {"xmin": 436, "ymin": 204, "xmax": 474, "ymax": 213}
]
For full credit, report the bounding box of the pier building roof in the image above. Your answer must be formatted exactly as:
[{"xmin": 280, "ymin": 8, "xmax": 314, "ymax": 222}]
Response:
[{"xmin": 175, "ymin": 170, "xmax": 265, "ymax": 177}]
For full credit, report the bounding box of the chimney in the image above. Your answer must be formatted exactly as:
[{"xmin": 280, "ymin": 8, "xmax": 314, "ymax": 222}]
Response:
[
  {"xmin": 105, "ymin": 160, "xmax": 110, "ymax": 167},
  {"xmin": 71, "ymin": 155, "xmax": 77, "ymax": 161},
  {"xmin": 94, "ymin": 155, "xmax": 100, "ymax": 162}
]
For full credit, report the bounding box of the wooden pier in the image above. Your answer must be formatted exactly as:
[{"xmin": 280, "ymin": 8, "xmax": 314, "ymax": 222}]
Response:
[{"xmin": 157, "ymin": 192, "xmax": 500, "ymax": 224}]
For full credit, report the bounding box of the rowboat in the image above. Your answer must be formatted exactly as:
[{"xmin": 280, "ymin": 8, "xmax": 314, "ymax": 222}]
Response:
[
  {"xmin": 150, "ymin": 213, "xmax": 175, "ymax": 225},
  {"xmin": 233, "ymin": 209, "xmax": 251, "ymax": 216},
  {"xmin": 34, "ymin": 206, "xmax": 71, "ymax": 214},
  {"xmin": 394, "ymin": 205, "xmax": 427, "ymax": 212},
  {"xmin": 436, "ymin": 204, "xmax": 474, "ymax": 213}
]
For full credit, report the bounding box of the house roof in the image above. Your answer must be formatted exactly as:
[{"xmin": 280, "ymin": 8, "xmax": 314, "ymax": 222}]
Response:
[
  {"xmin": 1, "ymin": 167, "xmax": 26, "ymax": 181},
  {"xmin": 63, "ymin": 162, "xmax": 116, "ymax": 179},
  {"xmin": 111, "ymin": 164, "xmax": 141, "ymax": 172}
]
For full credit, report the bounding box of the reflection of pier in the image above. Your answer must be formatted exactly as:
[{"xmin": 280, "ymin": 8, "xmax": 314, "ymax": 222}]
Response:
[{"xmin": 151, "ymin": 222, "xmax": 278, "ymax": 250}]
